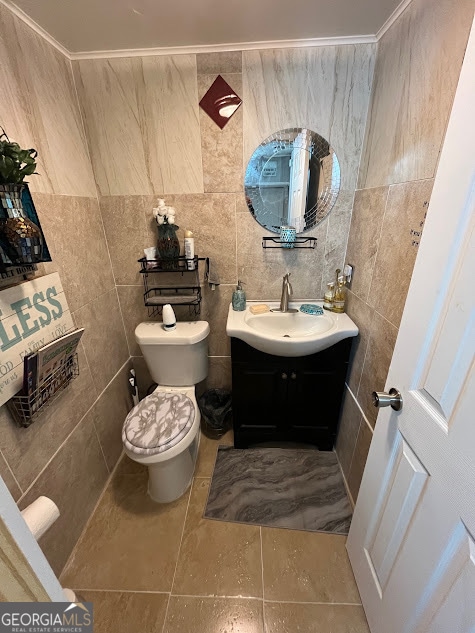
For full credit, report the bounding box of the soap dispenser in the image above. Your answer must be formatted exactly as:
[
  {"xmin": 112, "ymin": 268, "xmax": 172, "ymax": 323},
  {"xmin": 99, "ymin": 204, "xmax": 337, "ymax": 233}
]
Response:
[
  {"xmin": 232, "ymin": 280, "xmax": 246, "ymax": 311},
  {"xmin": 332, "ymin": 274, "xmax": 347, "ymax": 313}
]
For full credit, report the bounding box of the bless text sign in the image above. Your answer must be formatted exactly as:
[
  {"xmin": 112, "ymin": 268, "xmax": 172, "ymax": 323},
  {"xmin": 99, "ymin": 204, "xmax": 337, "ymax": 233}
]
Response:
[{"xmin": 0, "ymin": 273, "xmax": 74, "ymax": 406}]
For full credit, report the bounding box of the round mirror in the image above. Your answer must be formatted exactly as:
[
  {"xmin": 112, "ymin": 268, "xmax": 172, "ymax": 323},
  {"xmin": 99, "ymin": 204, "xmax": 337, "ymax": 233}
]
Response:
[{"xmin": 244, "ymin": 128, "xmax": 341, "ymax": 234}]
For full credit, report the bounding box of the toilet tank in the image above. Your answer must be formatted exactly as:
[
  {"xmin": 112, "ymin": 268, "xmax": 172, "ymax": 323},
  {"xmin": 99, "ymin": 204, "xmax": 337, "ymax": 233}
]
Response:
[{"xmin": 135, "ymin": 321, "xmax": 209, "ymax": 386}]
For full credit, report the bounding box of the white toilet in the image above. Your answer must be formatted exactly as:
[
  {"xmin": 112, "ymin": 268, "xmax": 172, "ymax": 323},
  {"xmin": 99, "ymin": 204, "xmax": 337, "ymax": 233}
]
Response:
[{"xmin": 122, "ymin": 321, "xmax": 209, "ymax": 503}]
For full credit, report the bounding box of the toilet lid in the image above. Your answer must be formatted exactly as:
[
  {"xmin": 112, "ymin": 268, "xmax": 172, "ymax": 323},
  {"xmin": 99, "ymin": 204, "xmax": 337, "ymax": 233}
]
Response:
[{"xmin": 122, "ymin": 392, "xmax": 195, "ymax": 456}]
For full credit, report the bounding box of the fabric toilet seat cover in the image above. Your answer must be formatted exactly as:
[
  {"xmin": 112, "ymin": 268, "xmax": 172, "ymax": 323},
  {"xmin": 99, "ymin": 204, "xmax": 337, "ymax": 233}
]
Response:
[{"xmin": 122, "ymin": 392, "xmax": 195, "ymax": 456}]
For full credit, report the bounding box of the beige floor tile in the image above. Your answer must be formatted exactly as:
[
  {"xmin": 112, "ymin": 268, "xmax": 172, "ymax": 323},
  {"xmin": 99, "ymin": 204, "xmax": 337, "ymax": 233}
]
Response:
[
  {"xmin": 261, "ymin": 528, "xmax": 360, "ymax": 603},
  {"xmin": 114, "ymin": 453, "xmax": 147, "ymax": 476},
  {"xmin": 195, "ymin": 430, "xmax": 234, "ymax": 478},
  {"xmin": 172, "ymin": 478, "xmax": 262, "ymax": 597},
  {"xmin": 80, "ymin": 591, "xmax": 169, "ymax": 633},
  {"xmin": 264, "ymin": 602, "xmax": 369, "ymax": 633},
  {"xmin": 164, "ymin": 596, "xmax": 264, "ymax": 633},
  {"xmin": 61, "ymin": 471, "xmax": 189, "ymax": 592}
]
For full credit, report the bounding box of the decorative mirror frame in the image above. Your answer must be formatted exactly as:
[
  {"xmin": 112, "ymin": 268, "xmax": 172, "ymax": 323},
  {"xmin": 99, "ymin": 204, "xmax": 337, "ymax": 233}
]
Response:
[{"xmin": 244, "ymin": 128, "xmax": 341, "ymax": 234}]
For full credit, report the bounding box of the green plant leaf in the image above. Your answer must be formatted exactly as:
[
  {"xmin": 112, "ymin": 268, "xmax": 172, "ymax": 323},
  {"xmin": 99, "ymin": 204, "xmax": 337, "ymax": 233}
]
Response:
[
  {"xmin": 19, "ymin": 163, "xmax": 37, "ymax": 176},
  {"xmin": 0, "ymin": 131, "xmax": 38, "ymax": 184}
]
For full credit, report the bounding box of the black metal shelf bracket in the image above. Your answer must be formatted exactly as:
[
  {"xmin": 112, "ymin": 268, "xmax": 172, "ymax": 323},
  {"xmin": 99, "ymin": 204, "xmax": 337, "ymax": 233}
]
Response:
[{"xmin": 262, "ymin": 237, "xmax": 317, "ymax": 249}]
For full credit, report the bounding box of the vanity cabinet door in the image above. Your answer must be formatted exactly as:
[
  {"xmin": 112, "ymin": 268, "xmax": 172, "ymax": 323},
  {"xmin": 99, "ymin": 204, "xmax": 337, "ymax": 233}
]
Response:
[
  {"xmin": 287, "ymin": 339, "xmax": 352, "ymax": 446},
  {"xmin": 231, "ymin": 361, "xmax": 288, "ymax": 447}
]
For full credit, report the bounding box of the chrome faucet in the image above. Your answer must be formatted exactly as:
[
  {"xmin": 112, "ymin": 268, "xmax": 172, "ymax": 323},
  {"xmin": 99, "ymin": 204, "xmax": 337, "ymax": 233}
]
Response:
[{"xmin": 273, "ymin": 273, "xmax": 298, "ymax": 313}]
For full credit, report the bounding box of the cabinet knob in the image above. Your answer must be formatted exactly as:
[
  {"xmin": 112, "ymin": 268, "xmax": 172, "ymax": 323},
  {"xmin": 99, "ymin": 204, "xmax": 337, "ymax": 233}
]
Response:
[
  {"xmin": 281, "ymin": 373, "xmax": 288, "ymax": 380},
  {"xmin": 291, "ymin": 372, "xmax": 297, "ymax": 379}
]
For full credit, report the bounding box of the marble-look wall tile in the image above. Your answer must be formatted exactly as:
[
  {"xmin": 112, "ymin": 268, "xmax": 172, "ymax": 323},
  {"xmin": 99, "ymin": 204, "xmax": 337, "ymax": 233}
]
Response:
[
  {"xmin": 336, "ymin": 387, "xmax": 363, "ymax": 481},
  {"xmin": 357, "ymin": 311, "xmax": 398, "ymax": 429},
  {"xmin": 358, "ymin": 0, "xmax": 474, "ymax": 188},
  {"xmin": 347, "ymin": 419, "xmax": 373, "ymax": 503},
  {"xmin": 199, "ymin": 73, "xmax": 243, "ymax": 193},
  {"xmin": 236, "ymin": 212, "xmax": 327, "ymax": 300},
  {"xmin": 99, "ymin": 196, "xmax": 149, "ymax": 286},
  {"xmin": 74, "ymin": 55, "xmax": 203, "ymax": 196},
  {"xmin": 19, "ymin": 416, "xmax": 109, "ymax": 575},
  {"xmin": 243, "ymin": 44, "xmax": 376, "ymax": 192},
  {"xmin": 34, "ymin": 194, "xmax": 115, "ymax": 313},
  {"xmin": 320, "ymin": 191, "xmax": 356, "ymax": 298},
  {"xmin": 345, "ymin": 290, "xmax": 372, "ymax": 395},
  {"xmin": 90, "ymin": 363, "xmax": 132, "ymax": 472},
  {"xmin": 205, "ymin": 357, "xmax": 232, "ymax": 391},
  {"xmin": 0, "ymin": 346, "xmax": 96, "ymax": 491},
  {"xmin": 345, "ymin": 187, "xmax": 388, "ymax": 301},
  {"xmin": 0, "ymin": 449, "xmax": 22, "ymax": 501},
  {"xmin": 116, "ymin": 286, "xmax": 150, "ymax": 357},
  {"xmin": 74, "ymin": 58, "xmax": 152, "ymax": 196},
  {"xmin": 73, "ymin": 288, "xmax": 129, "ymax": 395},
  {"xmin": 0, "ymin": 4, "xmax": 96, "ymax": 196},
  {"xmin": 139, "ymin": 55, "xmax": 203, "ymax": 193},
  {"xmin": 200, "ymin": 285, "xmax": 234, "ymax": 356},
  {"xmin": 0, "ymin": 6, "xmax": 51, "ymax": 194},
  {"xmin": 367, "ymin": 179, "xmax": 434, "ymax": 327},
  {"xmin": 197, "ymin": 52, "xmax": 242, "ymax": 75}
]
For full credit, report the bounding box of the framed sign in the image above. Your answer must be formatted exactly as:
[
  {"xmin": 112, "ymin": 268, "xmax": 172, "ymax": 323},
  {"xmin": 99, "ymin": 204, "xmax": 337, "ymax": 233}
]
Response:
[{"xmin": 0, "ymin": 273, "xmax": 74, "ymax": 406}]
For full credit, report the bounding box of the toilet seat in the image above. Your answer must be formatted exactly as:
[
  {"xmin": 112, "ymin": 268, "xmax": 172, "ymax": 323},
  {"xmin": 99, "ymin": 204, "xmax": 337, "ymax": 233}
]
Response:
[{"xmin": 122, "ymin": 391, "xmax": 195, "ymax": 457}]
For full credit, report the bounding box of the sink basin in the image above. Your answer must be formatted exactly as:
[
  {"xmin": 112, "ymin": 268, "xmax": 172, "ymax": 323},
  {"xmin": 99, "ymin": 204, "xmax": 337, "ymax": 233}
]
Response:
[{"xmin": 226, "ymin": 301, "xmax": 358, "ymax": 357}]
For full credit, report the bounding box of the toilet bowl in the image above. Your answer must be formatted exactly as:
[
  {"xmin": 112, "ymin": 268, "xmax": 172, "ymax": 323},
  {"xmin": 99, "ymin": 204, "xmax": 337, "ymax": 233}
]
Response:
[{"xmin": 122, "ymin": 321, "xmax": 209, "ymax": 503}]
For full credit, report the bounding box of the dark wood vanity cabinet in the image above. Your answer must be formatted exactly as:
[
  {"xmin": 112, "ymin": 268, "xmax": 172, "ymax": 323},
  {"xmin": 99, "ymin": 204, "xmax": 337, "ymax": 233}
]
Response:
[{"xmin": 231, "ymin": 337, "xmax": 352, "ymax": 449}]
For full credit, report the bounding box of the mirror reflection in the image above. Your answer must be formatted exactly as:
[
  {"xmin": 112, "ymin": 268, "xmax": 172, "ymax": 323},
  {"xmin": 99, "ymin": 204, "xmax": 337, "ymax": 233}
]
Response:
[{"xmin": 244, "ymin": 128, "xmax": 341, "ymax": 234}]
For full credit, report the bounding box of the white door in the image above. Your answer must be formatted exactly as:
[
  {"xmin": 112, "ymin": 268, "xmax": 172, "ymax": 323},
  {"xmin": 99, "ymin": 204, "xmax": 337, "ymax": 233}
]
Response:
[{"xmin": 346, "ymin": 16, "xmax": 475, "ymax": 633}]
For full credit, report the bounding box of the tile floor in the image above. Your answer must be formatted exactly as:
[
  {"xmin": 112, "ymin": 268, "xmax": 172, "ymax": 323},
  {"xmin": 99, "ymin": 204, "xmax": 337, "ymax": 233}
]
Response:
[{"xmin": 61, "ymin": 432, "xmax": 369, "ymax": 633}]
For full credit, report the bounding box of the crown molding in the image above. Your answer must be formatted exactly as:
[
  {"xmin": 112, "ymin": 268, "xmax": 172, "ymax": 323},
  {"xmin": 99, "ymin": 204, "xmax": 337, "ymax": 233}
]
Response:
[
  {"xmin": 0, "ymin": 0, "xmax": 71, "ymax": 58},
  {"xmin": 376, "ymin": 0, "xmax": 413, "ymax": 40},
  {"xmin": 70, "ymin": 35, "xmax": 377, "ymax": 60},
  {"xmin": 2, "ymin": 0, "xmax": 413, "ymax": 61}
]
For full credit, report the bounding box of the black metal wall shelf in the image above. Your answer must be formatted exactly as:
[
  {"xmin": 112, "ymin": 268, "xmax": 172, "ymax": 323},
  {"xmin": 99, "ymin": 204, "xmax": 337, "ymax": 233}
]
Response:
[
  {"xmin": 8, "ymin": 353, "xmax": 79, "ymax": 427},
  {"xmin": 262, "ymin": 237, "xmax": 317, "ymax": 249},
  {"xmin": 138, "ymin": 256, "xmax": 209, "ymax": 317}
]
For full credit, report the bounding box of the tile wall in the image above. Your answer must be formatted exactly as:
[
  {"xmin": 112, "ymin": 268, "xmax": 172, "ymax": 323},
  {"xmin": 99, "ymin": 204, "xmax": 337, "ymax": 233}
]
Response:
[
  {"xmin": 0, "ymin": 4, "xmax": 130, "ymax": 574},
  {"xmin": 73, "ymin": 45, "xmax": 376, "ymax": 393},
  {"xmin": 335, "ymin": 0, "xmax": 474, "ymax": 503}
]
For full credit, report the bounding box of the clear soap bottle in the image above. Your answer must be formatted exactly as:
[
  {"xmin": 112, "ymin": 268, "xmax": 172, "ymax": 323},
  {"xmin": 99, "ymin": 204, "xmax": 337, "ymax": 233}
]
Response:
[
  {"xmin": 323, "ymin": 282, "xmax": 335, "ymax": 311},
  {"xmin": 332, "ymin": 275, "xmax": 347, "ymax": 313}
]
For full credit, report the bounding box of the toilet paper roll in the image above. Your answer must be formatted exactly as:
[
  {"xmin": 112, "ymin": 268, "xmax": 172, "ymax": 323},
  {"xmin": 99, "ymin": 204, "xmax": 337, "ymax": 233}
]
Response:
[
  {"xmin": 21, "ymin": 496, "xmax": 60, "ymax": 541},
  {"xmin": 62, "ymin": 588, "xmax": 77, "ymax": 602}
]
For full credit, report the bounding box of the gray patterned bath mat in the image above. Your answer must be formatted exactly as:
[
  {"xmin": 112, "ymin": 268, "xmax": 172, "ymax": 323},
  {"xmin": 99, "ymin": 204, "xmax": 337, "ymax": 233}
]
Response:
[{"xmin": 204, "ymin": 447, "xmax": 352, "ymax": 534}]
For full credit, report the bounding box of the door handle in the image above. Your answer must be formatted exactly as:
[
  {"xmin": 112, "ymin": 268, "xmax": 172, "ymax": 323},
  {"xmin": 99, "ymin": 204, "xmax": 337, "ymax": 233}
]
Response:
[
  {"xmin": 281, "ymin": 373, "xmax": 288, "ymax": 380},
  {"xmin": 290, "ymin": 372, "xmax": 297, "ymax": 380},
  {"xmin": 372, "ymin": 388, "xmax": 403, "ymax": 411}
]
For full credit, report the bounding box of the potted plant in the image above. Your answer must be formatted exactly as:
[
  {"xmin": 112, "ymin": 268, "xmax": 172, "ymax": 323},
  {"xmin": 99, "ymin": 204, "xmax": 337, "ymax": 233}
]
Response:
[{"xmin": 0, "ymin": 129, "xmax": 43, "ymax": 265}]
